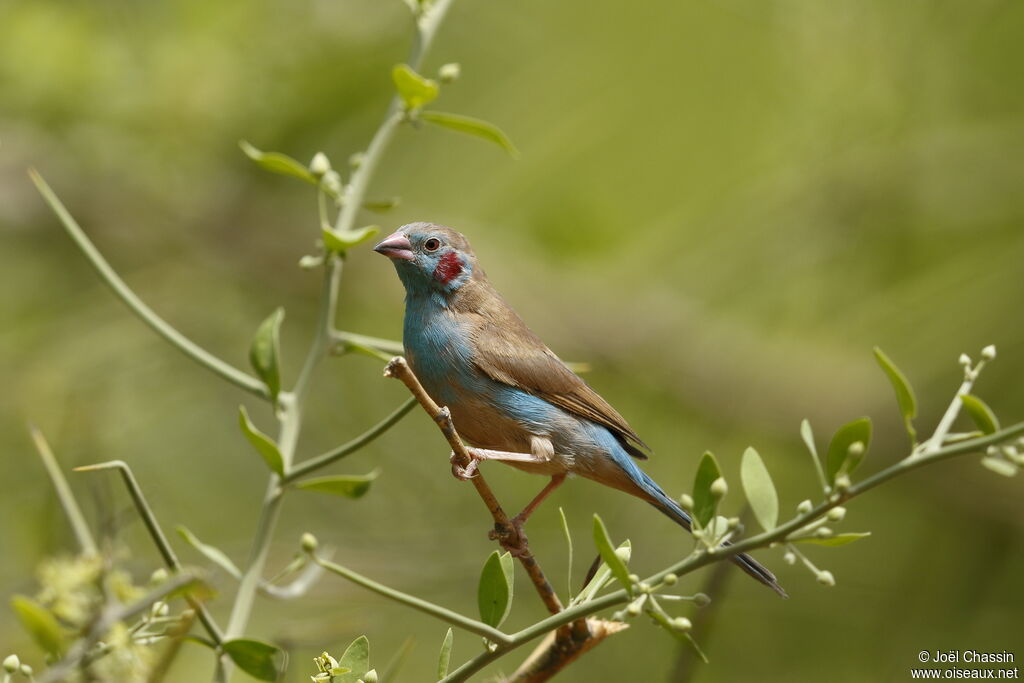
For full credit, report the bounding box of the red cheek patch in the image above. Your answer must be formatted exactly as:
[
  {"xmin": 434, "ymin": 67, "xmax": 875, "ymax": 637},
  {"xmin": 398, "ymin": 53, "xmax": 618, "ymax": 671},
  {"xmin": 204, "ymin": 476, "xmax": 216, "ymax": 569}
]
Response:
[{"xmin": 433, "ymin": 252, "xmax": 463, "ymax": 284}]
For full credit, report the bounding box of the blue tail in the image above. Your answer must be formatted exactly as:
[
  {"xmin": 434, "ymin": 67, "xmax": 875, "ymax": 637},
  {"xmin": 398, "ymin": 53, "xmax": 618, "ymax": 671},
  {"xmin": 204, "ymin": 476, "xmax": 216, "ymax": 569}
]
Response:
[{"xmin": 628, "ymin": 464, "xmax": 787, "ymax": 598}]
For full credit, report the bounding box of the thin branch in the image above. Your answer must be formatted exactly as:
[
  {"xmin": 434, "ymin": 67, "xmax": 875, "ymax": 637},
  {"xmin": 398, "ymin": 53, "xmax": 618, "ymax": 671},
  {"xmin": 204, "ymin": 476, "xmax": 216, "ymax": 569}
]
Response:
[
  {"xmin": 29, "ymin": 425, "xmax": 97, "ymax": 555},
  {"xmin": 312, "ymin": 555, "xmax": 511, "ymax": 645},
  {"xmin": 285, "ymin": 397, "xmax": 416, "ymax": 482},
  {"xmin": 73, "ymin": 461, "xmax": 224, "ymax": 646},
  {"xmin": 29, "ymin": 169, "xmax": 270, "ymax": 401},
  {"xmin": 383, "ymin": 357, "xmax": 565, "ymax": 617}
]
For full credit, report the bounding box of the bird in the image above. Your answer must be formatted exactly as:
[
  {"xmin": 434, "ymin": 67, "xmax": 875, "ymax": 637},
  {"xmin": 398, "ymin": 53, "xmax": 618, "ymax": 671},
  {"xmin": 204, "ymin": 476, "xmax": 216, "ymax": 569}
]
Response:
[{"xmin": 373, "ymin": 222, "xmax": 785, "ymax": 597}]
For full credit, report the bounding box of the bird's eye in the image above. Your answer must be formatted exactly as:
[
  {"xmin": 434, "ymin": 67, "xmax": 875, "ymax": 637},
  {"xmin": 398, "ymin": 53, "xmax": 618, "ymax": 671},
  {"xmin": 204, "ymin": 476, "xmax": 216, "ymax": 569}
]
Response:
[{"xmin": 424, "ymin": 237, "xmax": 441, "ymax": 252}]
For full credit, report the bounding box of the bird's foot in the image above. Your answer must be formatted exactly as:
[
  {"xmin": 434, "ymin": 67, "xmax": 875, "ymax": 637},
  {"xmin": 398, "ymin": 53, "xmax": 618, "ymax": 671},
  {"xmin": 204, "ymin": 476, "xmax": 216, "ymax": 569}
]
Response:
[
  {"xmin": 489, "ymin": 515, "xmax": 530, "ymax": 558},
  {"xmin": 449, "ymin": 450, "xmax": 479, "ymax": 481}
]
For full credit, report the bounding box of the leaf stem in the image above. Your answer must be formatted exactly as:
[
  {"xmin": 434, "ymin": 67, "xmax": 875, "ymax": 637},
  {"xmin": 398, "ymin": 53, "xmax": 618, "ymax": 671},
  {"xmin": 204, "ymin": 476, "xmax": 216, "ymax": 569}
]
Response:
[{"xmin": 29, "ymin": 425, "xmax": 97, "ymax": 556}]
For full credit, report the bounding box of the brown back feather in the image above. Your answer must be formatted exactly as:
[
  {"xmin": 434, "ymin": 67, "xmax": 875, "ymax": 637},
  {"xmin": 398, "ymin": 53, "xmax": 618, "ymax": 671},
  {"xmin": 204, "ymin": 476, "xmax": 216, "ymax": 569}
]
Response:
[{"xmin": 449, "ymin": 265, "xmax": 650, "ymax": 459}]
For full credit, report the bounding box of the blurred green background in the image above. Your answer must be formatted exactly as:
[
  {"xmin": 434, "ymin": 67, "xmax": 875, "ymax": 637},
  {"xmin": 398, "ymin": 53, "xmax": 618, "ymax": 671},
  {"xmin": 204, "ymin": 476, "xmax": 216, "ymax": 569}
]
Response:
[{"xmin": 2, "ymin": 0, "xmax": 1023, "ymax": 680}]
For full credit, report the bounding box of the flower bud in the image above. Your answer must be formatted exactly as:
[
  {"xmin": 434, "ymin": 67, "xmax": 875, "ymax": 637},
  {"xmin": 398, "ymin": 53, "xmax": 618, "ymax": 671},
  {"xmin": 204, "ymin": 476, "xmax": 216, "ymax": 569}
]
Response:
[
  {"xmin": 4, "ymin": 655, "xmax": 21, "ymax": 673},
  {"xmin": 362, "ymin": 669, "xmax": 379, "ymax": 683},
  {"xmin": 958, "ymin": 353, "xmax": 972, "ymax": 367},
  {"xmin": 847, "ymin": 441, "xmax": 864, "ymax": 457},
  {"xmin": 827, "ymin": 506, "xmax": 846, "ymax": 521},
  {"xmin": 710, "ymin": 477, "xmax": 728, "ymax": 499},
  {"xmin": 626, "ymin": 602, "xmax": 642, "ymax": 617},
  {"xmin": 679, "ymin": 494, "xmax": 694, "ymax": 511},
  {"xmin": 349, "ymin": 152, "xmax": 365, "ymax": 169},
  {"xmin": 627, "ymin": 573, "xmax": 639, "ymax": 585},
  {"xmin": 815, "ymin": 527, "xmax": 833, "ymax": 539},
  {"xmin": 727, "ymin": 517, "xmax": 740, "ymax": 530},
  {"xmin": 981, "ymin": 345, "xmax": 996, "ymax": 361},
  {"xmin": 797, "ymin": 500, "xmax": 813, "ymax": 514},
  {"xmin": 816, "ymin": 570, "xmax": 835, "ymax": 586},
  {"xmin": 299, "ymin": 254, "xmax": 324, "ymax": 270},
  {"xmin": 672, "ymin": 617, "xmax": 692, "ymax": 632},
  {"xmin": 783, "ymin": 551, "xmax": 796, "ymax": 565},
  {"xmin": 638, "ymin": 582, "xmax": 651, "ymax": 593},
  {"xmin": 616, "ymin": 548, "xmax": 631, "ymax": 563},
  {"xmin": 301, "ymin": 532, "xmax": 319, "ymax": 553},
  {"xmin": 19, "ymin": 664, "xmax": 32, "ymax": 676},
  {"xmin": 322, "ymin": 169, "xmax": 343, "ymax": 197},
  {"xmin": 438, "ymin": 63, "xmax": 461, "ymax": 83},
  {"xmin": 834, "ymin": 474, "xmax": 851, "ymax": 492},
  {"xmin": 309, "ymin": 152, "xmax": 331, "ymax": 178},
  {"xmin": 663, "ymin": 573, "xmax": 677, "ymax": 586},
  {"xmin": 150, "ymin": 568, "xmax": 169, "ymax": 585},
  {"xmin": 693, "ymin": 592, "xmax": 711, "ymax": 607}
]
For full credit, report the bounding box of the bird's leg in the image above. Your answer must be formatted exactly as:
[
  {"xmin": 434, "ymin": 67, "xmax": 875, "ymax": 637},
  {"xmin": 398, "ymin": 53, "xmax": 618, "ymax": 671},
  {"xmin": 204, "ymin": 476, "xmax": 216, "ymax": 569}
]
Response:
[
  {"xmin": 490, "ymin": 474, "xmax": 566, "ymax": 558},
  {"xmin": 449, "ymin": 435, "xmax": 557, "ymax": 481}
]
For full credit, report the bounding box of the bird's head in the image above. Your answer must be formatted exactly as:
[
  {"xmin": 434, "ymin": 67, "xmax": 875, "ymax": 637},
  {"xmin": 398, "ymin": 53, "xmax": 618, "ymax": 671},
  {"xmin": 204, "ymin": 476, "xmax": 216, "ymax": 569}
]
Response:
[{"xmin": 373, "ymin": 222, "xmax": 476, "ymax": 297}]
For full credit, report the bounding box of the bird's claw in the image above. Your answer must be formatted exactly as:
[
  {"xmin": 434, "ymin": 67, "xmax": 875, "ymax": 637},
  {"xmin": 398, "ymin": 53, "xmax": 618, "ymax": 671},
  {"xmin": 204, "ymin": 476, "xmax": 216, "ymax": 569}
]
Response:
[
  {"xmin": 450, "ymin": 450, "xmax": 479, "ymax": 481},
  {"xmin": 489, "ymin": 516, "xmax": 530, "ymax": 558}
]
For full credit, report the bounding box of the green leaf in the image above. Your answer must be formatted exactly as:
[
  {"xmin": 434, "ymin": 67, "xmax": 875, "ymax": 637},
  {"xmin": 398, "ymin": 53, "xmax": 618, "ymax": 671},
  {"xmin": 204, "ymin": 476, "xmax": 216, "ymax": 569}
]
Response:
[
  {"xmin": 238, "ymin": 406, "xmax": 285, "ymax": 476},
  {"xmin": 791, "ymin": 532, "xmax": 872, "ymax": 547},
  {"xmin": 222, "ymin": 639, "xmax": 282, "ymax": 682},
  {"xmin": 239, "ymin": 141, "xmax": 317, "ymax": 185},
  {"xmin": 559, "ymin": 506, "xmax": 574, "ymax": 601},
  {"xmin": 392, "ymin": 64, "xmax": 439, "ymax": 109},
  {"xmin": 477, "ymin": 551, "xmax": 514, "ymax": 628},
  {"xmin": 691, "ymin": 452, "xmax": 722, "ymax": 528},
  {"xmin": 825, "ymin": 418, "xmax": 872, "ymax": 484},
  {"xmin": 294, "ymin": 470, "xmax": 379, "ymax": 498},
  {"xmin": 800, "ymin": 419, "xmax": 828, "ymax": 491},
  {"xmin": 873, "ymin": 347, "xmax": 918, "ymax": 442},
  {"xmin": 176, "ymin": 525, "xmax": 242, "ymax": 580},
  {"xmin": 419, "ymin": 111, "xmax": 520, "ymax": 158},
  {"xmin": 11, "ymin": 595, "xmax": 64, "ymax": 657},
  {"xmin": 249, "ymin": 308, "xmax": 284, "ymax": 400},
  {"xmin": 437, "ymin": 628, "xmax": 453, "ymax": 680},
  {"xmin": 960, "ymin": 394, "xmax": 999, "ymax": 435},
  {"xmin": 981, "ymin": 456, "xmax": 1017, "ymax": 478},
  {"xmin": 592, "ymin": 514, "xmax": 631, "ymax": 592},
  {"xmin": 363, "ymin": 197, "xmax": 401, "ymax": 213},
  {"xmin": 575, "ymin": 540, "xmax": 630, "ymax": 604},
  {"xmin": 322, "ymin": 226, "xmax": 380, "ymax": 253},
  {"xmin": 740, "ymin": 447, "xmax": 778, "ymax": 530},
  {"xmin": 335, "ymin": 635, "xmax": 370, "ymax": 682}
]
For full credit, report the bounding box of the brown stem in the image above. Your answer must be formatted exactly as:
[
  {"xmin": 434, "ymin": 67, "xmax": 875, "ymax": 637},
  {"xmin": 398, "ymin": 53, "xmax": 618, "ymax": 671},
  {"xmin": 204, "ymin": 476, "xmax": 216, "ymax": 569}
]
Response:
[
  {"xmin": 383, "ymin": 357, "xmax": 564, "ymax": 616},
  {"xmin": 506, "ymin": 618, "xmax": 627, "ymax": 682}
]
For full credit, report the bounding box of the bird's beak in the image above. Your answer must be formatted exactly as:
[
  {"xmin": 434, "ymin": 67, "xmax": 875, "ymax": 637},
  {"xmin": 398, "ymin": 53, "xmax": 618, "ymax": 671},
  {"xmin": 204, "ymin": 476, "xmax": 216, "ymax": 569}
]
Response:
[{"xmin": 373, "ymin": 231, "xmax": 414, "ymax": 261}]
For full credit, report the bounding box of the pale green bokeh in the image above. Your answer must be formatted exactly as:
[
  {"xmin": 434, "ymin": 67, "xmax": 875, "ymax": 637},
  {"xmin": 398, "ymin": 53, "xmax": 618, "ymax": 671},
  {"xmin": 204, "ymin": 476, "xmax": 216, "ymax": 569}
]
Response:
[{"xmin": 2, "ymin": 1, "xmax": 1022, "ymax": 680}]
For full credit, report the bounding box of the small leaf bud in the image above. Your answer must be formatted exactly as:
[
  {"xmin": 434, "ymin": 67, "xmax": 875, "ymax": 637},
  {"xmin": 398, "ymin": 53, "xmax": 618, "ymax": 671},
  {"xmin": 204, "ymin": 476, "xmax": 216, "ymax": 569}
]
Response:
[
  {"xmin": 958, "ymin": 353, "xmax": 972, "ymax": 367},
  {"xmin": 4, "ymin": 655, "xmax": 21, "ymax": 673},
  {"xmin": 679, "ymin": 494, "xmax": 694, "ymax": 511},
  {"xmin": 981, "ymin": 345, "xmax": 996, "ymax": 361},
  {"xmin": 827, "ymin": 507, "xmax": 846, "ymax": 522},
  {"xmin": 710, "ymin": 477, "xmax": 728, "ymax": 499},
  {"xmin": 693, "ymin": 592, "xmax": 711, "ymax": 607},
  {"xmin": 309, "ymin": 152, "xmax": 331, "ymax": 178},
  {"xmin": 783, "ymin": 551, "xmax": 796, "ymax": 565},
  {"xmin": 663, "ymin": 573, "xmax": 678, "ymax": 586},
  {"xmin": 797, "ymin": 500, "xmax": 813, "ymax": 514},
  {"xmin": 438, "ymin": 63, "xmax": 461, "ymax": 83},
  {"xmin": 816, "ymin": 570, "xmax": 836, "ymax": 586},
  {"xmin": 672, "ymin": 617, "xmax": 692, "ymax": 632},
  {"xmin": 301, "ymin": 532, "xmax": 319, "ymax": 554}
]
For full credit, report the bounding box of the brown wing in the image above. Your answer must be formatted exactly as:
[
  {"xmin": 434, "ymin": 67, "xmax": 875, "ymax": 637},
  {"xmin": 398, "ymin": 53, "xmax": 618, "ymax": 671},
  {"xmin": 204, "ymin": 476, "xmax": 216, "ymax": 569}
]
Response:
[{"xmin": 454, "ymin": 280, "xmax": 650, "ymax": 459}]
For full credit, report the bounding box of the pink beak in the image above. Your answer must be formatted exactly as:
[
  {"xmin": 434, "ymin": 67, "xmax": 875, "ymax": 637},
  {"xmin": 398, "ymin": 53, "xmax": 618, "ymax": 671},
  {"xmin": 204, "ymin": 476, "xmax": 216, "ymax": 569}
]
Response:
[{"xmin": 373, "ymin": 231, "xmax": 414, "ymax": 261}]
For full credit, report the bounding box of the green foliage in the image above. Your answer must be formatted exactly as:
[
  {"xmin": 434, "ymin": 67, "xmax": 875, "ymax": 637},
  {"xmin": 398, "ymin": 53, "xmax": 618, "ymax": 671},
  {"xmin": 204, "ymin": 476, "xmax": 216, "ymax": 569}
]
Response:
[
  {"xmin": 419, "ymin": 111, "xmax": 520, "ymax": 158},
  {"xmin": 791, "ymin": 532, "xmax": 871, "ymax": 547},
  {"xmin": 477, "ymin": 551, "xmax": 514, "ymax": 628},
  {"xmin": 176, "ymin": 525, "xmax": 242, "ymax": 579},
  {"xmin": 592, "ymin": 514, "xmax": 632, "ymax": 593},
  {"xmin": 222, "ymin": 638, "xmax": 283, "ymax": 682},
  {"xmin": 238, "ymin": 405, "xmax": 285, "ymax": 476},
  {"xmin": 11, "ymin": 595, "xmax": 64, "ymax": 657},
  {"xmin": 249, "ymin": 308, "xmax": 284, "ymax": 401},
  {"xmin": 239, "ymin": 141, "xmax": 318, "ymax": 185},
  {"xmin": 293, "ymin": 471, "xmax": 379, "ymax": 498},
  {"xmin": 961, "ymin": 394, "xmax": 999, "ymax": 434},
  {"xmin": 825, "ymin": 418, "xmax": 872, "ymax": 484},
  {"xmin": 437, "ymin": 628, "xmax": 453, "ymax": 681},
  {"xmin": 322, "ymin": 225, "xmax": 380, "ymax": 254},
  {"xmin": 873, "ymin": 347, "xmax": 918, "ymax": 443},
  {"xmin": 392, "ymin": 64, "xmax": 439, "ymax": 110},
  {"xmin": 740, "ymin": 447, "xmax": 778, "ymax": 531},
  {"xmin": 691, "ymin": 451, "xmax": 722, "ymax": 528},
  {"xmin": 335, "ymin": 635, "xmax": 372, "ymax": 683}
]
